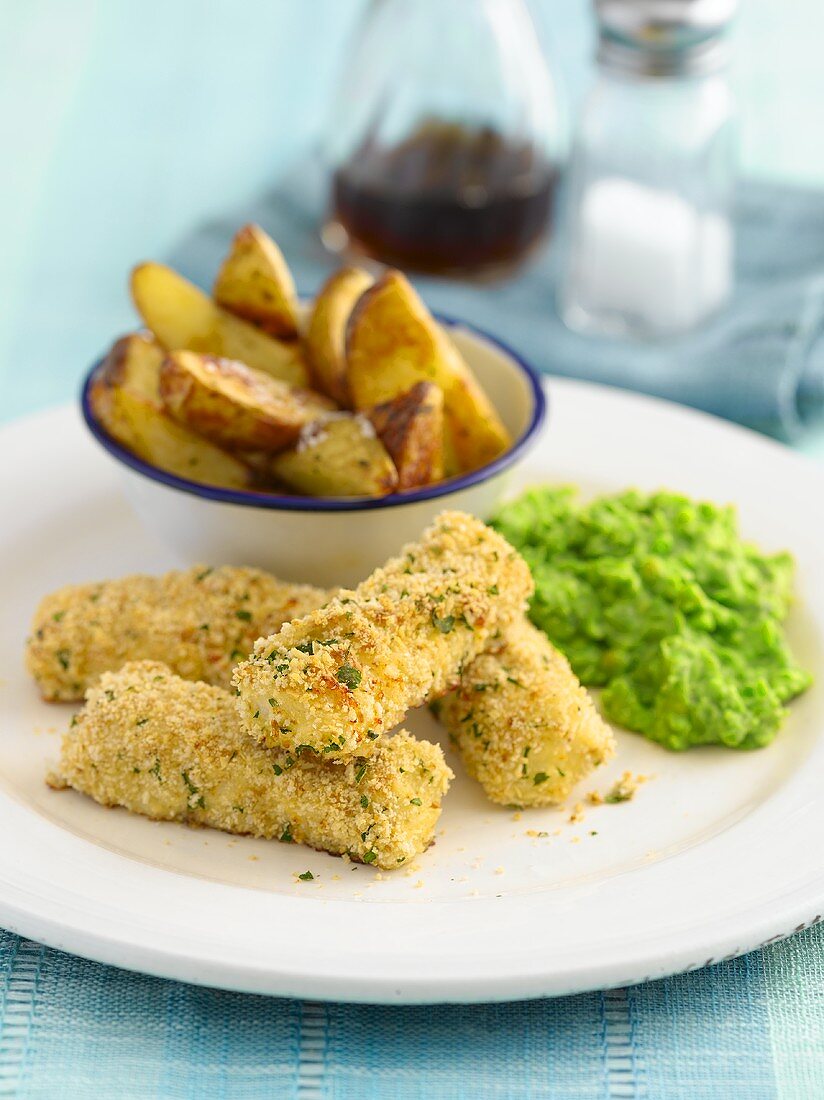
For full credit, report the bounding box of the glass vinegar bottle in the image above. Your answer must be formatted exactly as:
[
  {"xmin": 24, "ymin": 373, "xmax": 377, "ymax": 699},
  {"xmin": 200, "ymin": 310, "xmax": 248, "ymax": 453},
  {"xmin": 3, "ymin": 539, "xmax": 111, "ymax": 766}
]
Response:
[{"xmin": 322, "ymin": 0, "xmax": 564, "ymax": 278}]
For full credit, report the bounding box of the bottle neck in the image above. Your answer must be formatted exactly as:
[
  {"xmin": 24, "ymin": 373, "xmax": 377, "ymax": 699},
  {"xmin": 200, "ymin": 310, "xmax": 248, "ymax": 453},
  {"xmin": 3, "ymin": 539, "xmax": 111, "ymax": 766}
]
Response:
[
  {"xmin": 597, "ymin": 33, "xmax": 730, "ymax": 79},
  {"xmin": 367, "ymin": 0, "xmax": 534, "ymax": 26}
]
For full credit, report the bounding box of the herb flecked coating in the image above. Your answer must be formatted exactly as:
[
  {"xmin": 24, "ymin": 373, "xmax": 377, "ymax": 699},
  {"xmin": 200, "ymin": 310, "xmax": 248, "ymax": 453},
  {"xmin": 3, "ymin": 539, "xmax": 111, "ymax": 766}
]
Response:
[
  {"xmin": 493, "ymin": 487, "xmax": 812, "ymax": 750},
  {"xmin": 26, "ymin": 565, "xmax": 328, "ymax": 701},
  {"xmin": 434, "ymin": 618, "xmax": 615, "ymax": 805},
  {"xmin": 233, "ymin": 510, "xmax": 533, "ymax": 760},
  {"xmin": 53, "ymin": 661, "xmax": 452, "ymax": 869}
]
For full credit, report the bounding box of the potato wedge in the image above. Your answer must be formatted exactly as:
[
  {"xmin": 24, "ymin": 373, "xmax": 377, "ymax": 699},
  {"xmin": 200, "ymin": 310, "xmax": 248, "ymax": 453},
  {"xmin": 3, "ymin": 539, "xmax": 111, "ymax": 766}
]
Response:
[
  {"xmin": 213, "ymin": 224, "xmax": 300, "ymax": 340},
  {"xmin": 368, "ymin": 382, "xmax": 444, "ymax": 490},
  {"xmin": 305, "ymin": 266, "xmax": 373, "ymax": 405},
  {"xmin": 159, "ymin": 351, "xmax": 334, "ymax": 454},
  {"xmin": 346, "ymin": 271, "xmax": 511, "ymax": 475},
  {"xmin": 269, "ymin": 414, "xmax": 398, "ymax": 498},
  {"xmin": 131, "ymin": 262, "xmax": 308, "ymax": 387},
  {"xmin": 89, "ymin": 343, "xmax": 251, "ymax": 491},
  {"xmin": 96, "ymin": 332, "xmax": 165, "ymax": 403}
]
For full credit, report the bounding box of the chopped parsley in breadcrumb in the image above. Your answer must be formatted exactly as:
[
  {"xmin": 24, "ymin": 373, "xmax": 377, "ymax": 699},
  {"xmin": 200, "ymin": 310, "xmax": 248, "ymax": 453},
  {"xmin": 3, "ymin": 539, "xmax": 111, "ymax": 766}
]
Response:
[
  {"xmin": 53, "ymin": 661, "xmax": 452, "ymax": 870},
  {"xmin": 433, "ymin": 618, "xmax": 614, "ymax": 806},
  {"xmin": 233, "ymin": 510, "xmax": 533, "ymax": 760},
  {"xmin": 27, "ymin": 565, "xmax": 328, "ymax": 701}
]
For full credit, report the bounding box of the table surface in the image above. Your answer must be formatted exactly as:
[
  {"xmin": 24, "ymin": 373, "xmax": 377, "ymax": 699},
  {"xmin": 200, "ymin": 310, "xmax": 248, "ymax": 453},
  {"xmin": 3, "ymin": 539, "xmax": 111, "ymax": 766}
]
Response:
[{"xmin": 2, "ymin": 2, "xmax": 823, "ymax": 1097}]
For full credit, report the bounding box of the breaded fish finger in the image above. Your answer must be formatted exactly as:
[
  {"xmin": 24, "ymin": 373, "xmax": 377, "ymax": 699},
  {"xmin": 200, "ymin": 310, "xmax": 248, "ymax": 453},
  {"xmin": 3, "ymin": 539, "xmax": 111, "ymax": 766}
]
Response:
[
  {"xmin": 433, "ymin": 619, "xmax": 615, "ymax": 807},
  {"xmin": 233, "ymin": 510, "xmax": 533, "ymax": 759},
  {"xmin": 26, "ymin": 565, "xmax": 327, "ymax": 701},
  {"xmin": 52, "ymin": 661, "xmax": 452, "ymax": 869}
]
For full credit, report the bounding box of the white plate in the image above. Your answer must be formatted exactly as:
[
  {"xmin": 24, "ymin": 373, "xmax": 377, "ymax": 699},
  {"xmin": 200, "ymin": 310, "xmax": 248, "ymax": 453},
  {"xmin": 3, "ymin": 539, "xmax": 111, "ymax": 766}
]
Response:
[{"xmin": 2, "ymin": 380, "xmax": 823, "ymax": 1003}]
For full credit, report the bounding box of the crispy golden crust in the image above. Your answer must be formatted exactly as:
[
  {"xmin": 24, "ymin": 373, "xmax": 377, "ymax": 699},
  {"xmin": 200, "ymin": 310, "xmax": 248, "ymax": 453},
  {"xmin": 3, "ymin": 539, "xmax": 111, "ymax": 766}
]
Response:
[
  {"xmin": 159, "ymin": 352, "xmax": 333, "ymax": 454},
  {"xmin": 55, "ymin": 662, "xmax": 451, "ymax": 869},
  {"xmin": 233, "ymin": 511, "xmax": 534, "ymax": 759},
  {"xmin": 368, "ymin": 382, "xmax": 445, "ymax": 490},
  {"xmin": 433, "ymin": 619, "xmax": 615, "ymax": 807},
  {"xmin": 268, "ymin": 413, "xmax": 399, "ymax": 498},
  {"xmin": 26, "ymin": 566, "xmax": 328, "ymax": 701},
  {"xmin": 213, "ymin": 224, "xmax": 300, "ymax": 340},
  {"xmin": 345, "ymin": 271, "xmax": 511, "ymax": 476},
  {"xmin": 131, "ymin": 262, "xmax": 309, "ymax": 387},
  {"xmin": 305, "ymin": 266, "xmax": 374, "ymax": 406},
  {"xmin": 89, "ymin": 336, "xmax": 253, "ymax": 491}
]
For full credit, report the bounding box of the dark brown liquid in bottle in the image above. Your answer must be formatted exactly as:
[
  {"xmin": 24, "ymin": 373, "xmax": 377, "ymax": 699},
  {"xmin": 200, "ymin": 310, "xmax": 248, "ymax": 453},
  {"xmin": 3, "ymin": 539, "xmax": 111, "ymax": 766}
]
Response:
[{"xmin": 331, "ymin": 120, "xmax": 556, "ymax": 276}]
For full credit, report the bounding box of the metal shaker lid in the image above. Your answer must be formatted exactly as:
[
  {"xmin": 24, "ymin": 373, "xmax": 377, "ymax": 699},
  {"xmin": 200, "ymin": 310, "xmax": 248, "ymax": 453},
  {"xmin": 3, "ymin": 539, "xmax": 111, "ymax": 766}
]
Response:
[{"xmin": 596, "ymin": 0, "xmax": 737, "ymax": 75}]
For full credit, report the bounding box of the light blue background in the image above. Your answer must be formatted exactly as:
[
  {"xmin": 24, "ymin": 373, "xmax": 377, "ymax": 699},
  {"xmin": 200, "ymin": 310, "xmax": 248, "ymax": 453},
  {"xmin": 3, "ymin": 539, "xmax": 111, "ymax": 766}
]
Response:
[{"xmin": 2, "ymin": 0, "xmax": 824, "ymax": 457}]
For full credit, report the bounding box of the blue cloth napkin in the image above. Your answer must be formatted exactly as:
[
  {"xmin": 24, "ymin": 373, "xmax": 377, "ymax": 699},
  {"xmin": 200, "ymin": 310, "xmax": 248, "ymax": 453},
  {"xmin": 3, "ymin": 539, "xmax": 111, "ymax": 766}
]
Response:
[
  {"xmin": 2, "ymin": 924, "xmax": 823, "ymax": 1098},
  {"xmin": 170, "ymin": 165, "xmax": 824, "ymax": 442}
]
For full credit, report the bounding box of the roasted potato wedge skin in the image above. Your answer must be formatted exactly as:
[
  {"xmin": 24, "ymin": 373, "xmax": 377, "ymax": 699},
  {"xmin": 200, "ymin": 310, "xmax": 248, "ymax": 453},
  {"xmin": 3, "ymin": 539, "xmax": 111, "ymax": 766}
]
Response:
[
  {"xmin": 305, "ymin": 266, "xmax": 374, "ymax": 406},
  {"xmin": 159, "ymin": 351, "xmax": 334, "ymax": 454},
  {"xmin": 346, "ymin": 271, "xmax": 511, "ymax": 475},
  {"xmin": 131, "ymin": 262, "xmax": 308, "ymax": 387},
  {"xmin": 368, "ymin": 381, "xmax": 445, "ymax": 490},
  {"xmin": 213, "ymin": 224, "xmax": 300, "ymax": 340},
  {"xmin": 89, "ymin": 368, "xmax": 252, "ymax": 491},
  {"xmin": 269, "ymin": 414, "xmax": 399, "ymax": 498},
  {"xmin": 96, "ymin": 332, "xmax": 165, "ymax": 403}
]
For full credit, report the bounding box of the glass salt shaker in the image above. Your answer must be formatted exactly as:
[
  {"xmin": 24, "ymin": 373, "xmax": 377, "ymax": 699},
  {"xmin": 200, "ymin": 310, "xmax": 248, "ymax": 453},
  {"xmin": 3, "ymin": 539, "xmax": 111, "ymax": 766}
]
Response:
[
  {"xmin": 559, "ymin": 0, "xmax": 737, "ymax": 338},
  {"xmin": 321, "ymin": 0, "xmax": 564, "ymax": 278}
]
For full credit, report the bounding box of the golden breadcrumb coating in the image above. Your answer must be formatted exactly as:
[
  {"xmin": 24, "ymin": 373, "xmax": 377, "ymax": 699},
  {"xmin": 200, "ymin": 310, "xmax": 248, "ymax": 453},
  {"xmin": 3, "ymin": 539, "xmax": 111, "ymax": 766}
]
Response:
[
  {"xmin": 433, "ymin": 619, "xmax": 615, "ymax": 807},
  {"xmin": 233, "ymin": 510, "xmax": 534, "ymax": 759},
  {"xmin": 53, "ymin": 662, "xmax": 452, "ymax": 869},
  {"xmin": 26, "ymin": 565, "xmax": 328, "ymax": 701}
]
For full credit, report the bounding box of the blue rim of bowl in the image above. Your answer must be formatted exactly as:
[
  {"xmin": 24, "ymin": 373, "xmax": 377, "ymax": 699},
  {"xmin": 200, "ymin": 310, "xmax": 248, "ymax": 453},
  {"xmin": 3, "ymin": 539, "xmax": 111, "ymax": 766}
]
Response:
[{"xmin": 79, "ymin": 314, "xmax": 547, "ymax": 513}]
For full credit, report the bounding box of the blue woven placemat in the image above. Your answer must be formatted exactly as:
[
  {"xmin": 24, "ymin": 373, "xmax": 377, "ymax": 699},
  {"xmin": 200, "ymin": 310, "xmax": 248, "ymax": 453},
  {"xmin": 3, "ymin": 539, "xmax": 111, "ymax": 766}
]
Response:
[{"xmin": 2, "ymin": 924, "xmax": 823, "ymax": 1099}]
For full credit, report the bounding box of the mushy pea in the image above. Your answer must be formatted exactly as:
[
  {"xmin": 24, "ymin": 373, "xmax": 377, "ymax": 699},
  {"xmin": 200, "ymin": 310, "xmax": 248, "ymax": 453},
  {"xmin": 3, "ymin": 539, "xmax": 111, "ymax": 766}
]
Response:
[{"xmin": 493, "ymin": 487, "xmax": 812, "ymax": 751}]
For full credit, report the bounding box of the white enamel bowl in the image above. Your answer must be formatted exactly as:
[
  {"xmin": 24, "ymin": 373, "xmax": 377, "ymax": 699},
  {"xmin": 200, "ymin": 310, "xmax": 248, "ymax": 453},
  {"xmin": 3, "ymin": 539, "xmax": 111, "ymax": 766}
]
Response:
[{"xmin": 80, "ymin": 318, "xmax": 546, "ymax": 587}]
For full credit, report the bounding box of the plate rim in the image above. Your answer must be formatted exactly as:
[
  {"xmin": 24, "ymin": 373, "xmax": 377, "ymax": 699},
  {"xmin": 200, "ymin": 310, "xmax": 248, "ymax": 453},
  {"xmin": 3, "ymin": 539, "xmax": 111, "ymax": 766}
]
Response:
[{"xmin": 0, "ymin": 890, "xmax": 820, "ymax": 1005}]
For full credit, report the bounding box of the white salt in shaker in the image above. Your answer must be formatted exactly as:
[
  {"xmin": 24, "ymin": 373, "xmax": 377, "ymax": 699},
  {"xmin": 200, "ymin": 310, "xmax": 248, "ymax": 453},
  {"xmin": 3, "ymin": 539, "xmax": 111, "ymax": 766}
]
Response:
[{"xmin": 559, "ymin": 0, "xmax": 737, "ymax": 339}]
